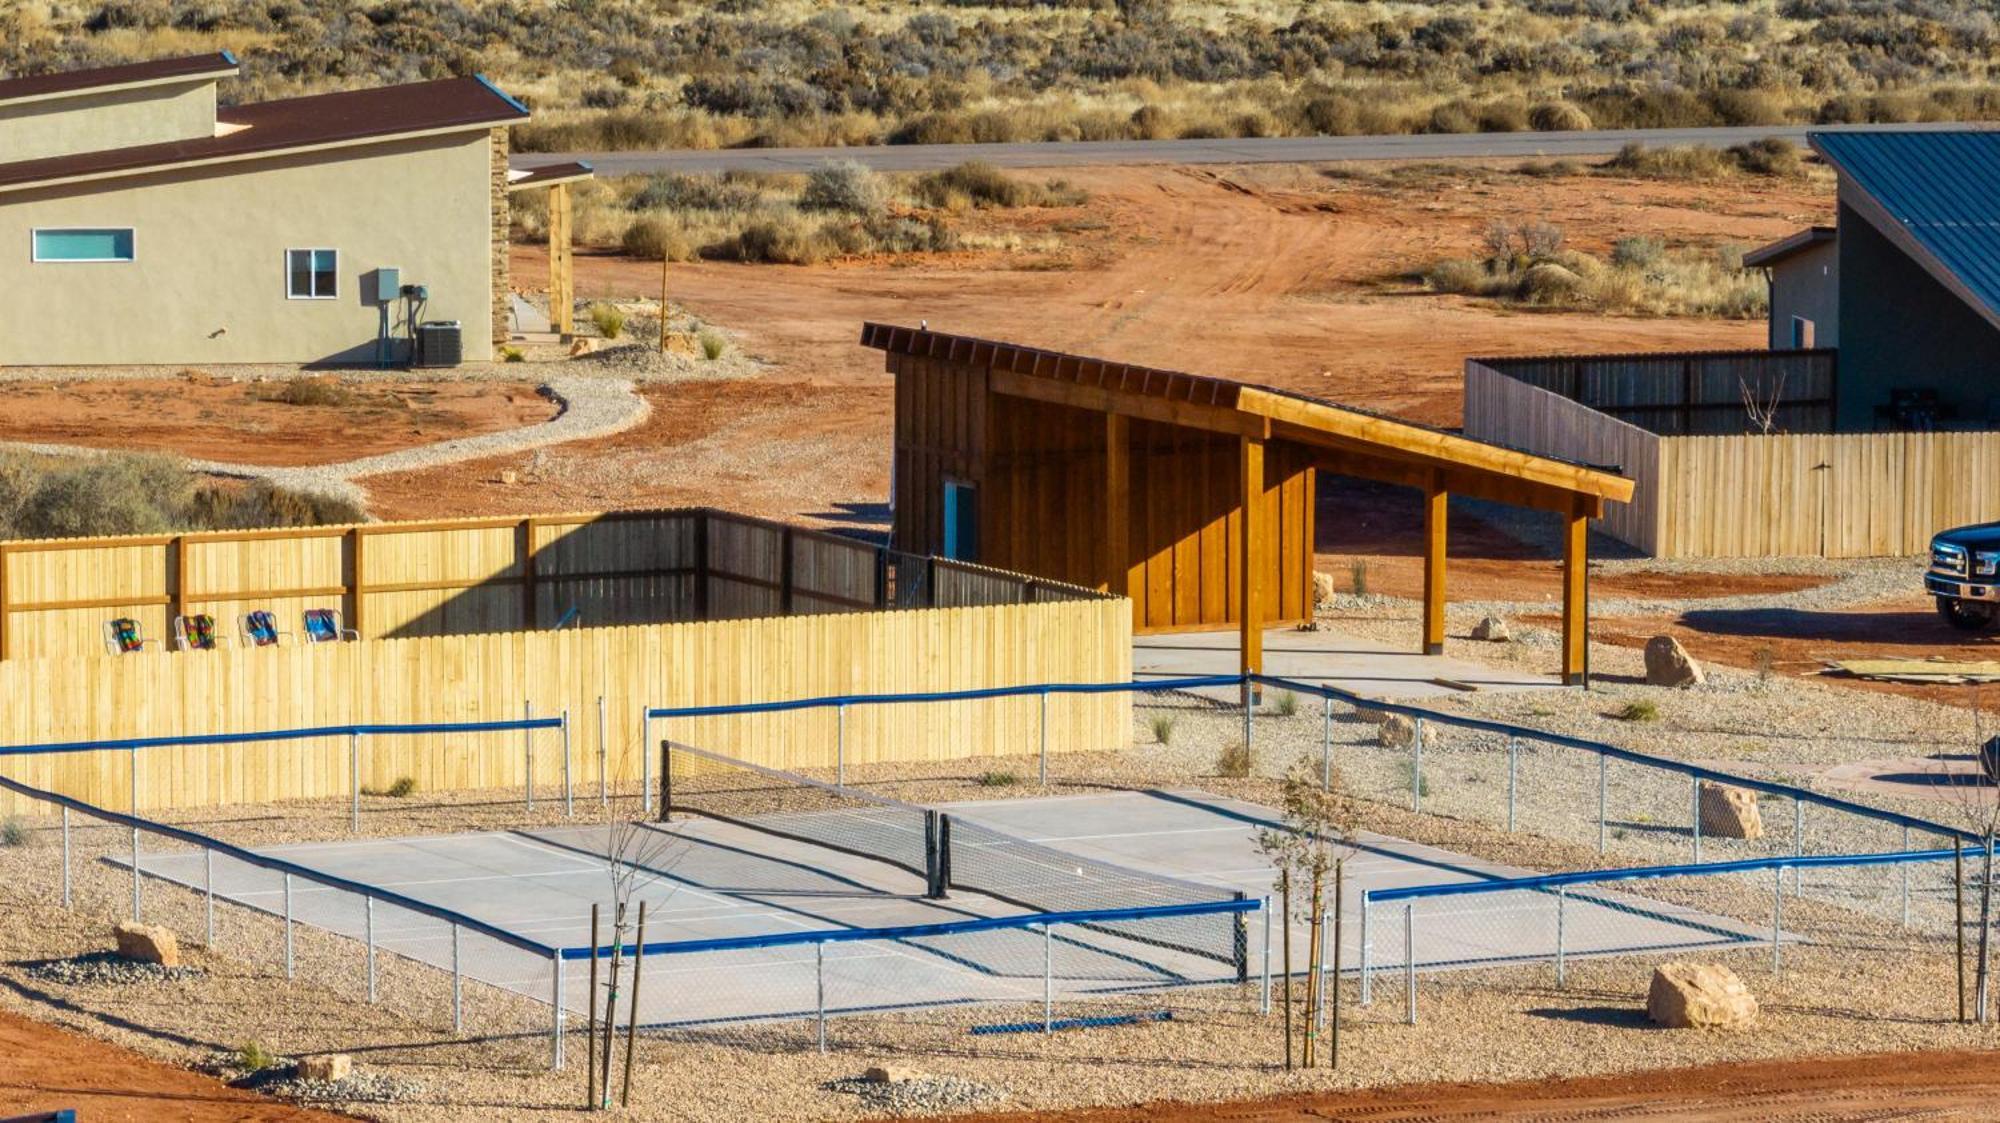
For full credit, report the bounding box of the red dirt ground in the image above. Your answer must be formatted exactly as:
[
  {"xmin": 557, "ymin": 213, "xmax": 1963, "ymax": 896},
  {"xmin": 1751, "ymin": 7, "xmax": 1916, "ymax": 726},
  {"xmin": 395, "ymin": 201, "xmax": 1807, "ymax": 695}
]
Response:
[
  {"xmin": 0, "ymin": 376, "xmax": 554, "ymax": 468},
  {"xmin": 0, "ymin": 1007, "xmax": 346, "ymax": 1122},
  {"xmin": 942, "ymin": 1047, "xmax": 2000, "ymax": 1122}
]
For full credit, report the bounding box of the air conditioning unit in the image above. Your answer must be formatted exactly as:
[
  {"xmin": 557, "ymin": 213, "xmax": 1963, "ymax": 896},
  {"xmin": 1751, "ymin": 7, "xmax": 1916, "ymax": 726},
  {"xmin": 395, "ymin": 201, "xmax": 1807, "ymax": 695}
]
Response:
[{"xmin": 414, "ymin": 320, "xmax": 462, "ymax": 368}]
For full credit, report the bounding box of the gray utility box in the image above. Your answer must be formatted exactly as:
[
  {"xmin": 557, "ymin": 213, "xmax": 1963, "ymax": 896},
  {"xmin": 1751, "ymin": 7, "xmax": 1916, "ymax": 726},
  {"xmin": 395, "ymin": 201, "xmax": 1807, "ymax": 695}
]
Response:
[{"xmin": 414, "ymin": 320, "xmax": 462, "ymax": 368}]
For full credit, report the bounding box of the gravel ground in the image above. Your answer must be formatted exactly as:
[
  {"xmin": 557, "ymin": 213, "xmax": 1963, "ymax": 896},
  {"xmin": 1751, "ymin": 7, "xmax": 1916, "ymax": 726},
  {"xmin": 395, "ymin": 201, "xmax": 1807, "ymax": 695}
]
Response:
[{"xmin": 0, "ymin": 643, "xmax": 1991, "ymax": 1121}]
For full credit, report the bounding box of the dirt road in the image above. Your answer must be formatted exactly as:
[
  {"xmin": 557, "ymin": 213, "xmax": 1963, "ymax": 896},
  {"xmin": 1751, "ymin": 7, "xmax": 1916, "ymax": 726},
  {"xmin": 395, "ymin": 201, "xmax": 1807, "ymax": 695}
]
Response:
[
  {"xmin": 944, "ymin": 1047, "xmax": 2000, "ymax": 1122},
  {"xmin": 0, "ymin": 1006, "xmax": 344, "ymax": 1123}
]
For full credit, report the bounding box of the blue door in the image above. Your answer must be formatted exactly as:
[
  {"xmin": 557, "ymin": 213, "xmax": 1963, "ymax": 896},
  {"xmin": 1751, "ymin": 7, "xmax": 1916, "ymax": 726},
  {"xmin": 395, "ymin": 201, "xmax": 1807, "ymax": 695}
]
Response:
[{"xmin": 942, "ymin": 481, "xmax": 976, "ymax": 560}]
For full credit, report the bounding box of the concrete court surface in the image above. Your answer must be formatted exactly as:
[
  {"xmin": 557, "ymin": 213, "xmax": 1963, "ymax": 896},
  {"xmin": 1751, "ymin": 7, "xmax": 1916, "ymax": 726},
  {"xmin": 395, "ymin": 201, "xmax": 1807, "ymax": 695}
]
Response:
[
  {"xmin": 129, "ymin": 790, "xmax": 1761, "ymax": 1030},
  {"xmin": 1135, "ymin": 626, "xmax": 1560, "ymax": 699}
]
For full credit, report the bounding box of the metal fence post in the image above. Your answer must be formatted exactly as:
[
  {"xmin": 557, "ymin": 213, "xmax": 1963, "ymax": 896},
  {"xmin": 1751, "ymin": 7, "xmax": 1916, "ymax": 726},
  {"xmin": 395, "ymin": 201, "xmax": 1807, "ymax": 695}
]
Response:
[
  {"xmin": 1555, "ymin": 887, "xmax": 1567, "ymax": 987},
  {"xmin": 1403, "ymin": 903, "xmax": 1416, "ymax": 1025},
  {"xmin": 1043, "ymin": 922, "xmax": 1054, "ymax": 1034},
  {"xmin": 1793, "ymin": 799, "xmax": 1804, "ymax": 894},
  {"xmin": 1038, "ymin": 691, "xmax": 1049, "ymax": 788},
  {"xmin": 552, "ymin": 953, "xmax": 565, "ymax": 1071},
  {"xmin": 349, "ymin": 731, "xmax": 362, "ymax": 833},
  {"xmin": 596, "ymin": 695, "xmax": 608, "ymax": 806},
  {"xmin": 1902, "ymin": 825, "xmax": 1913, "ymax": 927},
  {"xmin": 816, "ymin": 940, "xmax": 828, "ymax": 1054},
  {"xmin": 1241, "ymin": 678, "xmax": 1254, "ymax": 765},
  {"xmin": 1321, "ymin": 695, "xmax": 1332, "ymax": 791},
  {"xmin": 1318, "ymin": 901, "xmax": 1333, "ymax": 1028},
  {"xmin": 1772, "ymin": 864, "xmax": 1783, "ymax": 974},
  {"xmin": 451, "ymin": 923, "xmax": 463, "ymax": 1034},
  {"xmin": 60, "ymin": 806, "xmax": 70, "ymax": 908},
  {"xmin": 203, "ymin": 847, "xmax": 214, "ymax": 947},
  {"xmin": 523, "ymin": 700, "xmax": 535, "ymax": 811},
  {"xmin": 1597, "ymin": 754, "xmax": 1608, "ymax": 854},
  {"xmin": 1690, "ymin": 775, "xmax": 1702, "ymax": 863},
  {"xmin": 1359, "ymin": 895, "xmax": 1372, "ymax": 1007},
  {"xmin": 283, "ymin": 872, "xmax": 294, "ymax": 979},
  {"xmin": 1411, "ymin": 718, "xmax": 1424, "ymax": 814},
  {"xmin": 1260, "ymin": 896, "xmax": 1273, "ymax": 1015},
  {"xmin": 836, "ymin": 703, "xmax": 847, "ymax": 789},
  {"xmin": 365, "ymin": 895, "xmax": 377, "ymax": 1003},
  {"xmin": 1506, "ymin": 736, "xmax": 1518, "ymax": 832}
]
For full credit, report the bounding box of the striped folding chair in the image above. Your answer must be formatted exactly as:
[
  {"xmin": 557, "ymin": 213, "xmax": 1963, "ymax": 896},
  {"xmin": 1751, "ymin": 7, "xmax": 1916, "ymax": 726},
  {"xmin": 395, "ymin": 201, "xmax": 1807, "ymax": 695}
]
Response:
[{"xmin": 102, "ymin": 617, "xmax": 150, "ymax": 655}]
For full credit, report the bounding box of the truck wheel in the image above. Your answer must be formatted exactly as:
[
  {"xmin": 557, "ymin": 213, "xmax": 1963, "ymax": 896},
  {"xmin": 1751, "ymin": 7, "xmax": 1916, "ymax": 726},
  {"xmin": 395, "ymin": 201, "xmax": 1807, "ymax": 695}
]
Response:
[{"xmin": 1937, "ymin": 597, "xmax": 1999, "ymax": 632}]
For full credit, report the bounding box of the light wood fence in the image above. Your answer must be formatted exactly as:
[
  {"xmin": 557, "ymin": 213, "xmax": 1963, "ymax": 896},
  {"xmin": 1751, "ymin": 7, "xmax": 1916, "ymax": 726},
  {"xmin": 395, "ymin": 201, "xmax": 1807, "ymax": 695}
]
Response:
[
  {"xmin": 1467, "ymin": 357, "xmax": 2000, "ymax": 557},
  {"xmin": 0, "ymin": 507, "xmax": 1105, "ymax": 661},
  {"xmin": 0, "ymin": 597, "xmax": 1134, "ymax": 815}
]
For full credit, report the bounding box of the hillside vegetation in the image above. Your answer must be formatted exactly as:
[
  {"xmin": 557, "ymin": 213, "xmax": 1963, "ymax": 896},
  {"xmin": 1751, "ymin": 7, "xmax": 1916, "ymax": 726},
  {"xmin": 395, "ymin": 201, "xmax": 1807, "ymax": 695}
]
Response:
[{"xmin": 8, "ymin": 0, "xmax": 2000, "ymax": 152}]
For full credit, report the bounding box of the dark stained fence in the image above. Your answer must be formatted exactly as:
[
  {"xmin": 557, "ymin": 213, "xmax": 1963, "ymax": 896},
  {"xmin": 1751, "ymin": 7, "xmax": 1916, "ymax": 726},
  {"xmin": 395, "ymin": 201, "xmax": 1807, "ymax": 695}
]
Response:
[{"xmin": 1477, "ymin": 349, "xmax": 1837, "ymax": 435}]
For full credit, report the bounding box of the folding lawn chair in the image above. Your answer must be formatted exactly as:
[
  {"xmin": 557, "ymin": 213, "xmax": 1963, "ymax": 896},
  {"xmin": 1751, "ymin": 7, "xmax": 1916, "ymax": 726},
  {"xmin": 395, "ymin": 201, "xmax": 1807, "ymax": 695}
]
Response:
[
  {"xmin": 302, "ymin": 608, "xmax": 360, "ymax": 643},
  {"xmin": 102, "ymin": 617, "xmax": 151, "ymax": 655},
  {"xmin": 173, "ymin": 613, "xmax": 228, "ymax": 652},
  {"xmin": 239, "ymin": 610, "xmax": 291, "ymax": 648}
]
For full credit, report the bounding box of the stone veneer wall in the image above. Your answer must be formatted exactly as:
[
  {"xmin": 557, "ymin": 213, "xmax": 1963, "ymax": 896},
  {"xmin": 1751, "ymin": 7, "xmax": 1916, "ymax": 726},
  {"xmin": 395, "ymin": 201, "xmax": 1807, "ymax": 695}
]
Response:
[{"xmin": 490, "ymin": 128, "xmax": 511, "ymax": 347}]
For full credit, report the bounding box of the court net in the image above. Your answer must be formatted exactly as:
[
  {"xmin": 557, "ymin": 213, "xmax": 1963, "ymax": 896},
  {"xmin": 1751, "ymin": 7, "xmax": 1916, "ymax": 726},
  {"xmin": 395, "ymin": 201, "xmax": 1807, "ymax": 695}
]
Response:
[{"xmin": 661, "ymin": 741, "xmax": 1247, "ymax": 976}]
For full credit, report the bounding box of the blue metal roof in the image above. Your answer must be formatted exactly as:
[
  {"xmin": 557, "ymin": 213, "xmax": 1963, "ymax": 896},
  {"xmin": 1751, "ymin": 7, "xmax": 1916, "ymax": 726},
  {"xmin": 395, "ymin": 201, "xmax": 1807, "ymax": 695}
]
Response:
[{"xmin": 1812, "ymin": 129, "xmax": 2000, "ymax": 323}]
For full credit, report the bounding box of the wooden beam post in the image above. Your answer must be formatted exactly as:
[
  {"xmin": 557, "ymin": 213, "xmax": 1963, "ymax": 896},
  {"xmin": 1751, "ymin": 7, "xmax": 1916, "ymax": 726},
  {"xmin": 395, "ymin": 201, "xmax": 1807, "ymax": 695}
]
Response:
[
  {"xmin": 1239, "ymin": 434, "xmax": 1265, "ymax": 678},
  {"xmin": 347, "ymin": 526, "xmax": 367, "ymax": 638},
  {"xmin": 549, "ymin": 182, "xmax": 573, "ymax": 338},
  {"xmin": 1561, "ymin": 498, "xmax": 1590, "ymax": 686},
  {"xmin": 1421, "ymin": 475, "xmax": 1447, "ymax": 656},
  {"xmin": 1104, "ymin": 413, "xmax": 1129, "ymax": 595}
]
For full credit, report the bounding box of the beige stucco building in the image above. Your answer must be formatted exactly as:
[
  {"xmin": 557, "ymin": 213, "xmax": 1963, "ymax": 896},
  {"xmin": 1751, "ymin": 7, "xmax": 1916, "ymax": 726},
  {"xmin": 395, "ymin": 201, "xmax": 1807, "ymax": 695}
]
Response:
[{"xmin": 0, "ymin": 53, "xmax": 530, "ymax": 365}]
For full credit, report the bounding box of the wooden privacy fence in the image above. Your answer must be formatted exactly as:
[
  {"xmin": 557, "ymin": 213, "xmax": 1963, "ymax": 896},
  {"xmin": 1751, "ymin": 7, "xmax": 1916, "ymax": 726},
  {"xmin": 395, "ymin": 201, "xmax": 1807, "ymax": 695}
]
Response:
[
  {"xmin": 0, "ymin": 597, "xmax": 1133, "ymax": 816},
  {"xmin": 1467, "ymin": 357, "xmax": 2000, "ymax": 557},
  {"xmin": 0, "ymin": 506, "xmax": 1108, "ymax": 661}
]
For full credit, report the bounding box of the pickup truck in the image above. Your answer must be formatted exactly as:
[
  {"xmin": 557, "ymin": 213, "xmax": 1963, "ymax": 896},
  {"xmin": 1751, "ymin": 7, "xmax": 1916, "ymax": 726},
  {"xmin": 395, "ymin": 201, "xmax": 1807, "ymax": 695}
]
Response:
[{"xmin": 1927, "ymin": 524, "xmax": 2000, "ymax": 629}]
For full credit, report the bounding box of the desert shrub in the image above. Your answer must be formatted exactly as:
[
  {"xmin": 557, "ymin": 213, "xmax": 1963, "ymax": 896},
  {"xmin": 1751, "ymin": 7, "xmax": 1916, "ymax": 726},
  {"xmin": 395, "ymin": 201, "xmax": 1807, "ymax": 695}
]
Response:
[
  {"xmin": 1300, "ymin": 93, "xmax": 1362, "ymax": 135},
  {"xmin": 621, "ymin": 216, "xmax": 695, "ymax": 261},
  {"xmin": 500, "ymin": 346, "xmax": 525, "ymax": 363},
  {"xmin": 267, "ymin": 378, "xmax": 353, "ymax": 407},
  {"xmin": 588, "ymin": 303, "xmax": 627, "ymax": 338},
  {"xmin": 889, "ymin": 112, "xmax": 975, "ymax": 145},
  {"xmin": 1616, "ymin": 699, "xmax": 1660, "ymax": 722},
  {"xmin": 800, "ymin": 160, "xmax": 886, "ymax": 215},
  {"xmin": 1129, "ymin": 104, "xmax": 1177, "ymax": 140},
  {"xmin": 629, "ymin": 173, "xmax": 762, "ymax": 213},
  {"xmin": 1728, "ymin": 137, "xmax": 1802, "ymax": 176},
  {"xmin": 17, "ymin": 454, "xmax": 192, "ymax": 538},
  {"xmin": 1273, "ymin": 690, "xmax": 1299, "ymax": 717},
  {"xmin": 188, "ymin": 481, "xmax": 363, "ymax": 531},
  {"xmin": 1398, "ymin": 758, "xmax": 1431, "ymax": 798},
  {"xmin": 977, "ymin": 770, "xmax": 1020, "ymax": 787},
  {"xmin": 1216, "ymin": 740, "xmax": 1251, "ymax": 778},
  {"xmin": 1612, "ymin": 235, "xmax": 1666, "ymax": 269},
  {"xmin": 363, "ymin": 776, "xmax": 418, "ymax": 797},
  {"xmin": 1150, "ymin": 713, "xmax": 1178, "ymax": 744},
  {"xmin": 236, "ymin": 1041, "xmax": 279, "ymax": 1073},
  {"xmin": 1602, "ymin": 142, "xmax": 1736, "ymax": 180},
  {"xmin": 1477, "ymin": 100, "xmax": 1529, "ymax": 132},
  {"xmin": 731, "ymin": 216, "xmax": 837, "ymax": 264},
  {"xmin": 1425, "ymin": 100, "xmax": 1479, "ymax": 133},
  {"xmin": 912, "ymin": 161, "xmax": 1043, "ymax": 208},
  {"xmin": 0, "ymin": 817, "xmax": 24, "ymax": 847},
  {"xmin": 699, "ymin": 330, "xmax": 727, "ymax": 360},
  {"xmin": 1528, "ymin": 101, "xmax": 1592, "ymax": 131},
  {"xmin": 1349, "ymin": 558, "xmax": 1369, "ymax": 596}
]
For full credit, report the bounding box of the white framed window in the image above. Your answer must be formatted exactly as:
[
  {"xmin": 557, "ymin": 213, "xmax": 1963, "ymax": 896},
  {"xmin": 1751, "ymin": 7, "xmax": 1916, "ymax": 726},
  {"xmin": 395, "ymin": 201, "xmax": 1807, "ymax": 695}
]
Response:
[
  {"xmin": 286, "ymin": 248, "xmax": 338, "ymax": 299},
  {"xmin": 32, "ymin": 228, "xmax": 134, "ymax": 263}
]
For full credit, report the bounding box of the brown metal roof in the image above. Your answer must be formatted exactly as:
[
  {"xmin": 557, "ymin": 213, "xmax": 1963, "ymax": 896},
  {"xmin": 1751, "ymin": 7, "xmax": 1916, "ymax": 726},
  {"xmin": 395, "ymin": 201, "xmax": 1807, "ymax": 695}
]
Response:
[
  {"xmin": 859, "ymin": 322, "xmax": 1247, "ymax": 410},
  {"xmin": 0, "ymin": 52, "xmax": 238, "ymax": 103},
  {"xmin": 0, "ymin": 75, "xmax": 528, "ymax": 192},
  {"xmin": 1742, "ymin": 225, "xmax": 1836, "ymax": 269}
]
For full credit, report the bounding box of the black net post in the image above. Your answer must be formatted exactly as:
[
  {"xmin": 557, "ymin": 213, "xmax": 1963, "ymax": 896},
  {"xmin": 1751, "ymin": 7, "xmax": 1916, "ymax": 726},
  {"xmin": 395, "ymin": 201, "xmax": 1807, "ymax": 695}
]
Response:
[
  {"xmin": 935, "ymin": 813, "xmax": 954, "ymax": 897},
  {"xmin": 1233, "ymin": 891, "xmax": 1250, "ymax": 984},
  {"xmin": 924, "ymin": 811, "xmax": 942, "ymax": 899},
  {"xmin": 658, "ymin": 740, "xmax": 672, "ymax": 823}
]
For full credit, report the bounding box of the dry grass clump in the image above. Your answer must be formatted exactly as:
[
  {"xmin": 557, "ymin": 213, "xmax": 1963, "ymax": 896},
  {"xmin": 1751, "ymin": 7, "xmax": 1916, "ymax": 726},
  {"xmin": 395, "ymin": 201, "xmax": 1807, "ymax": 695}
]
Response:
[
  {"xmin": 550, "ymin": 160, "xmax": 1086, "ymax": 266},
  {"xmin": 0, "ymin": 452, "xmax": 359, "ymax": 540},
  {"xmin": 1422, "ymin": 220, "xmax": 1764, "ymax": 319},
  {"xmin": 1601, "ymin": 139, "xmax": 1806, "ymax": 182}
]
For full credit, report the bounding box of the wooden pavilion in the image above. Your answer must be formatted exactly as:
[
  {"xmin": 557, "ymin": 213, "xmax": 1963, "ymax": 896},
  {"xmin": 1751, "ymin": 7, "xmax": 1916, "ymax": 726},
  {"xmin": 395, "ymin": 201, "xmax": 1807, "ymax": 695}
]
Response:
[
  {"xmin": 862, "ymin": 324, "xmax": 1636, "ymax": 685},
  {"xmin": 507, "ymin": 160, "xmax": 592, "ymax": 337}
]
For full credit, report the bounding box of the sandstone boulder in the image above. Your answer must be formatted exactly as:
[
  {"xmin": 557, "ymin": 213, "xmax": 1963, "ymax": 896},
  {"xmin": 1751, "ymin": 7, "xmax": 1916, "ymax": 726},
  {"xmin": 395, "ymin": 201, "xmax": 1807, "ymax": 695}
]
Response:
[
  {"xmin": 1377, "ymin": 714, "xmax": 1433, "ymax": 748},
  {"xmin": 1646, "ymin": 962, "xmax": 1756, "ymax": 1029},
  {"xmin": 112, "ymin": 921, "xmax": 179, "ymax": 968},
  {"xmin": 1471, "ymin": 616, "xmax": 1512, "ymax": 642},
  {"xmin": 662, "ymin": 330, "xmax": 701, "ymax": 357},
  {"xmin": 297, "ymin": 1054, "xmax": 352, "ymax": 1083},
  {"xmin": 863, "ymin": 1064, "xmax": 920, "ymax": 1084},
  {"xmin": 1644, "ymin": 635, "xmax": 1704, "ymax": 688},
  {"xmin": 1698, "ymin": 782, "xmax": 1764, "ymax": 840},
  {"xmin": 1311, "ymin": 571, "xmax": 1336, "ymax": 607}
]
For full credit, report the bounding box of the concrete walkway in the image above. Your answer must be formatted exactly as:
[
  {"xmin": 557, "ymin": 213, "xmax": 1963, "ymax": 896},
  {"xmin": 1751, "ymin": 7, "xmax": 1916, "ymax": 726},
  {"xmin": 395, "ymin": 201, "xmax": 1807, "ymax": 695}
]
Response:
[{"xmin": 1134, "ymin": 626, "xmax": 1560, "ymax": 700}]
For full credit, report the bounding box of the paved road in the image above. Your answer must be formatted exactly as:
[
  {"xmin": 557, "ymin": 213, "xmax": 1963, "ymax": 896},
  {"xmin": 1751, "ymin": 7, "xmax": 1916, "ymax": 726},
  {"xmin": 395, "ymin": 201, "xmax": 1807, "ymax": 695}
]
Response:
[{"xmin": 517, "ymin": 121, "xmax": 1987, "ymax": 176}]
